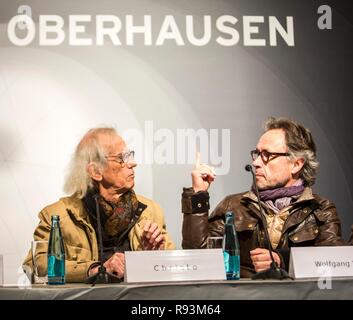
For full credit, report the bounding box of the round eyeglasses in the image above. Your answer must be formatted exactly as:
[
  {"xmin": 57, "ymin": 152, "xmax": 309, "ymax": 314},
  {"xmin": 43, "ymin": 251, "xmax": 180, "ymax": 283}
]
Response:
[
  {"xmin": 250, "ymin": 149, "xmax": 289, "ymax": 163},
  {"xmin": 105, "ymin": 150, "xmax": 135, "ymax": 165}
]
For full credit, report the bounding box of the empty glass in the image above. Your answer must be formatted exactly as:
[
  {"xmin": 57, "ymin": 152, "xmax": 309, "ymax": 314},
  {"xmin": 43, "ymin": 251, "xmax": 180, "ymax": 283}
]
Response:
[
  {"xmin": 207, "ymin": 236, "xmax": 223, "ymax": 249},
  {"xmin": 31, "ymin": 240, "xmax": 48, "ymax": 284}
]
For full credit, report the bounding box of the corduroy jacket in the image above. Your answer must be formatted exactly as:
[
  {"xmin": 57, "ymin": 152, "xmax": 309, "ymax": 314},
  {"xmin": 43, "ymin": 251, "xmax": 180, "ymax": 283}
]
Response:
[{"xmin": 23, "ymin": 194, "xmax": 175, "ymax": 282}]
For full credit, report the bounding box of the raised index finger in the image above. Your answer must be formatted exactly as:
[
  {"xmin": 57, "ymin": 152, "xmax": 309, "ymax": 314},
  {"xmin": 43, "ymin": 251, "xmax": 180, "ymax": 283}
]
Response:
[{"xmin": 195, "ymin": 151, "xmax": 201, "ymax": 168}]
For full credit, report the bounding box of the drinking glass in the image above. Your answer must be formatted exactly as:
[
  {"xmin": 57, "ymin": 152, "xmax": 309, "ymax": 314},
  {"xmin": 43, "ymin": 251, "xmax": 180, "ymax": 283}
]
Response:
[
  {"xmin": 31, "ymin": 240, "xmax": 48, "ymax": 284},
  {"xmin": 207, "ymin": 236, "xmax": 223, "ymax": 249}
]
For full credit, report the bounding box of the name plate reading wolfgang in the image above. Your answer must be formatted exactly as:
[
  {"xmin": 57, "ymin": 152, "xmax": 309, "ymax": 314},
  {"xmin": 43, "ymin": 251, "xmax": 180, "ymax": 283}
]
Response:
[
  {"xmin": 289, "ymin": 246, "xmax": 353, "ymax": 279},
  {"xmin": 125, "ymin": 249, "xmax": 226, "ymax": 283}
]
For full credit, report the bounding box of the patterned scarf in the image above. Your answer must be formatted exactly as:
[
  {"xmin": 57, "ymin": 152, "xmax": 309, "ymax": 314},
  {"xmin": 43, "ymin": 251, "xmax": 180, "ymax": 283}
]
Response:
[
  {"xmin": 83, "ymin": 188, "xmax": 140, "ymax": 260},
  {"xmin": 98, "ymin": 190, "xmax": 139, "ymax": 237}
]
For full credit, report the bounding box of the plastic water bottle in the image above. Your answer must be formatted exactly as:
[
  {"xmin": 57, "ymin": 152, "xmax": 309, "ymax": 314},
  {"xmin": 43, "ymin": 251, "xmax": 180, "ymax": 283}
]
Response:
[
  {"xmin": 47, "ymin": 215, "xmax": 65, "ymax": 285},
  {"xmin": 223, "ymin": 211, "xmax": 240, "ymax": 280}
]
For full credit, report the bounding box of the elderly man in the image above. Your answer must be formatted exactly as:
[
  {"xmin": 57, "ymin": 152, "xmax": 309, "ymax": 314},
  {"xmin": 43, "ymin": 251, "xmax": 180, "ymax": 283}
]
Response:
[
  {"xmin": 182, "ymin": 117, "xmax": 344, "ymax": 277},
  {"xmin": 23, "ymin": 127, "xmax": 175, "ymax": 282}
]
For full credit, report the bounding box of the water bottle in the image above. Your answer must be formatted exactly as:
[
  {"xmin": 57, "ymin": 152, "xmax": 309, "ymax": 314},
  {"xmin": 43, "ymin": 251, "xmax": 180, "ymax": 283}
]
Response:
[
  {"xmin": 47, "ymin": 215, "xmax": 65, "ymax": 285},
  {"xmin": 223, "ymin": 211, "xmax": 240, "ymax": 280}
]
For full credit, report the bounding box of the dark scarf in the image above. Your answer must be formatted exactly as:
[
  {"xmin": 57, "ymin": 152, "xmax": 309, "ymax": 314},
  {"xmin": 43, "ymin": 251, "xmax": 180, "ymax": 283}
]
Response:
[
  {"xmin": 257, "ymin": 184, "xmax": 305, "ymax": 202},
  {"xmin": 252, "ymin": 179, "xmax": 305, "ymax": 213},
  {"xmin": 82, "ymin": 188, "xmax": 141, "ymax": 261}
]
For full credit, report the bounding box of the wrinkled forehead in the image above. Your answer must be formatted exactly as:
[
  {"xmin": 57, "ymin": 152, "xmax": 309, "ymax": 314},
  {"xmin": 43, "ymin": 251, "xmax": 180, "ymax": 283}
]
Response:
[
  {"xmin": 257, "ymin": 129, "xmax": 287, "ymax": 151},
  {"xmin": 99, "ymin": 133, "xmax": 126, "ymax": 155}
]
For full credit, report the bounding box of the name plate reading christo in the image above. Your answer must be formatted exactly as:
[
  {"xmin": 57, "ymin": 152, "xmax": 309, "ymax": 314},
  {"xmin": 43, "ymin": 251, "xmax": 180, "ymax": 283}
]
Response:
[
  {"xmin": 289, "ymin": 246, "xmax": 353, "ymax": 279},
  {"xmin": 125, "ymin": 249, "xmax": 226, "ymax": 283}
]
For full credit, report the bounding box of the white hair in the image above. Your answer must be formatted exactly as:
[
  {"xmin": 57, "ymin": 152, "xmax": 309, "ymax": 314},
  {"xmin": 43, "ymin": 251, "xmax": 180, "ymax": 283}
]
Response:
[{"xmin": 64, "ymin": 127, "xmax": 118, "ymax": 198}]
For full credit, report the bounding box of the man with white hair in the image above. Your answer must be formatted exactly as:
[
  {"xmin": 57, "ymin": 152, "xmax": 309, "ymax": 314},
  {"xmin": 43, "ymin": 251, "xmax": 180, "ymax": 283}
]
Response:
[{"xmin": 23, "ymin": 127, "xmax": 175, "ymax": 282}]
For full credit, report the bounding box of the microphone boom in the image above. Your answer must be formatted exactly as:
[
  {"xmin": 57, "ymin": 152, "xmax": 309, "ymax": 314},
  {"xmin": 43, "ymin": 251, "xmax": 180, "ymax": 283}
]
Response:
[
  {"xmin": 244, "ymin": 164, "xmax": 292, "ymax": 280},
  {"xmin": 85, "ymin": 195, "xmax": 122, "ymax": 285}
]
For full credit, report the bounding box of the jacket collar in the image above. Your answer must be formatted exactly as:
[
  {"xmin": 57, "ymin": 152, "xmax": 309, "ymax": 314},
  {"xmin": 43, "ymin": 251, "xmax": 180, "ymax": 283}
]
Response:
[
  {"xmin": 61, "ymin": 195, "xmax": 89, "ymax": 221},
  {"xmin": 291, "ymin": 187, "xmax": 315, "ymax": 204},
  {"xmin": 241, "ymin": 187, "xmax": 316, "ymax": 221}
]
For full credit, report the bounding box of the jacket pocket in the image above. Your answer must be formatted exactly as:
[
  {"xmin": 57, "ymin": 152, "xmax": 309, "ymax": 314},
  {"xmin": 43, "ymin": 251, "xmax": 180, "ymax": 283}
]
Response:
[
  {"xmin": 65, "ymin": 244, "xmax": 93, "ymax": 262},
  {"xmin": 288, "ymin": 222, "xmax": 319, "ymax": 243},
  {"xmin": 234, "ymin": 217, "xmax": 258, "ymax": 232}
]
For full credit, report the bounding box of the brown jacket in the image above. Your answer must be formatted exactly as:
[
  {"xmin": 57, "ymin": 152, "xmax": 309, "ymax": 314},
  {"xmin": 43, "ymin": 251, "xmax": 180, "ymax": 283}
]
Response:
[
  {"xmin": 182, "ymin": 187, "xmax": 344, "ymax": 278},
  {"xmin": 23, "ymin": 194, "xmax": 175, "ymax": 282}
]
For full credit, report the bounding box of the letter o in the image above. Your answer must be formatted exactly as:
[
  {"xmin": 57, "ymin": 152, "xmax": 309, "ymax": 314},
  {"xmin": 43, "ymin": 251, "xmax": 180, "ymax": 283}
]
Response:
[{"xmin": 8, "ymin": 15, "xmax": 35, "ymax": 46}]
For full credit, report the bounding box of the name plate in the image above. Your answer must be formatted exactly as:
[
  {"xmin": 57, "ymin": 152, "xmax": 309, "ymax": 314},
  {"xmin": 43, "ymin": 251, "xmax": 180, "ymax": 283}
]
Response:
[
  {"xmin": 289, "ymin": 246, "xmax": 353, "ymax": 279},
  {"xmin": 125, "ymin": 249, "xmax": 226, "ymax": 283},
  {"xmin": 0, "ymin": 255, "xmax": 3, "ymax": 285}
]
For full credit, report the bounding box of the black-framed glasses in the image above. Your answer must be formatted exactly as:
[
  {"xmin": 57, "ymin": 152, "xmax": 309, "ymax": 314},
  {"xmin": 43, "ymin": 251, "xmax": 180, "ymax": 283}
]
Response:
[
  {"xmin": 105, "ymin": 150, "xmax": 135, "ymax": 165},
  {"xmin": 250, "ymin": 149, "xmax": 290, "ymax": 163}
]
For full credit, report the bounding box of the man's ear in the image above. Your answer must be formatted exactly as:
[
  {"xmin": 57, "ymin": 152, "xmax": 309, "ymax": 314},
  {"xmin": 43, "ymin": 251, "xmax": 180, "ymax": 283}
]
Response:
[
  {"xmin": 87, "ymin": 163, "xmax": 103, "ymax": 182},
  {"xmin": 291, "ymin": 157, "xmax": 305, "ymax": 176}
]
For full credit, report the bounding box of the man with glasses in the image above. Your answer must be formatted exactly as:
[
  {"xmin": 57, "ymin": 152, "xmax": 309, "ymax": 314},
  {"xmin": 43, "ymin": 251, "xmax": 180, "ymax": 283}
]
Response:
[
  {"xmin": 181, "ymin": 117, "xmax": 344, "ymax": 277},
  {"xmin": 23, "ymin": 127, "xmax": 175, "ymax": 282}
]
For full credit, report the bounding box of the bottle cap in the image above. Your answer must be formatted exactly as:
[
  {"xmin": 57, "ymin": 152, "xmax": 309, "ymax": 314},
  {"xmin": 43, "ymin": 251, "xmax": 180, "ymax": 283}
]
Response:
[{"xmin": 225, "ymin": 211, "xmax": 233, "ymax": 218}]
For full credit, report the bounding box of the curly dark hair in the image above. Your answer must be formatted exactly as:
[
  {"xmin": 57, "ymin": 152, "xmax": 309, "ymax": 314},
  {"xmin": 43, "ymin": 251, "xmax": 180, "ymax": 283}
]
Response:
[{"xmin": 264, "ymin": 117, "xmax": 319, "ymax": 186}]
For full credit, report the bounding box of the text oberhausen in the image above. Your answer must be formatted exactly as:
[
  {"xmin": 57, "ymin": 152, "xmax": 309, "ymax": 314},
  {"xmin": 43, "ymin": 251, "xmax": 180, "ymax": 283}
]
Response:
[{"xmin": 8, "ymin": 14, "xmax": 295, "ymax": 47}]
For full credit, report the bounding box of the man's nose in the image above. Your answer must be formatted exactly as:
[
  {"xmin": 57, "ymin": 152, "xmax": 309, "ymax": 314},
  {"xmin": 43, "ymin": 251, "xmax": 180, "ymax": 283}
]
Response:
[
  {"xmin": 252, "ymin": 154, "xmax": 262, "ymax": 167},
  {"xmin": 126, "ymin": 159, "xmax": 137, "ymax": 168}
]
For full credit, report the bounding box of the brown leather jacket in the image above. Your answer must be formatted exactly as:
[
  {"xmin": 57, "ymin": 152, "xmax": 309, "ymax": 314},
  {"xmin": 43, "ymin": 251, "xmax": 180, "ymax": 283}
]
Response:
[
  {"xmin": 349, "ymin": 226, "xmax": 353, "ymax": 245},
  {"xmin": 182, "ymin": 187, "xmax": 345, "ymax": 278}
]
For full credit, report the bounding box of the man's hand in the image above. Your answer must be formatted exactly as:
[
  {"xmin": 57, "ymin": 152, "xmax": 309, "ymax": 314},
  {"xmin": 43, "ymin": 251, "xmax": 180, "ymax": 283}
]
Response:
[
  {"xmin": 141, "ymin": 220, "xmax": 165, "ymax": 250},
  {"xmin": 250, "ymin": 248, "xmax": 281, "ymax": 272},
  {"xmin": 88, "ymin": 252, "xmax": 125, "ymax": 278},
  {"xmin": 192, "ymin": 151, "xmax": 216, "ymax": 192}
]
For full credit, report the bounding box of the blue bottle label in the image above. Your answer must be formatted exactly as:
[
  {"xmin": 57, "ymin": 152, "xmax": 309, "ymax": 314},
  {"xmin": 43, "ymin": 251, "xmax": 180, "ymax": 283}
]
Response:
[
  {"xmin": 223, "ymin": 252, "xmax": 240, "ymax": 280},
  {"xmin": 47, "ymin": 254, "xmax": 65, "ymax": 284}
]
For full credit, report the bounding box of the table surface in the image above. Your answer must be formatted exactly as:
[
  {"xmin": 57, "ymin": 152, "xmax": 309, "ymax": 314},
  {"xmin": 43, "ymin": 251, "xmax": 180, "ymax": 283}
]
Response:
[{"xmin": 1, "ymin": 278, "xmax": 353, "ymax": 300}]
